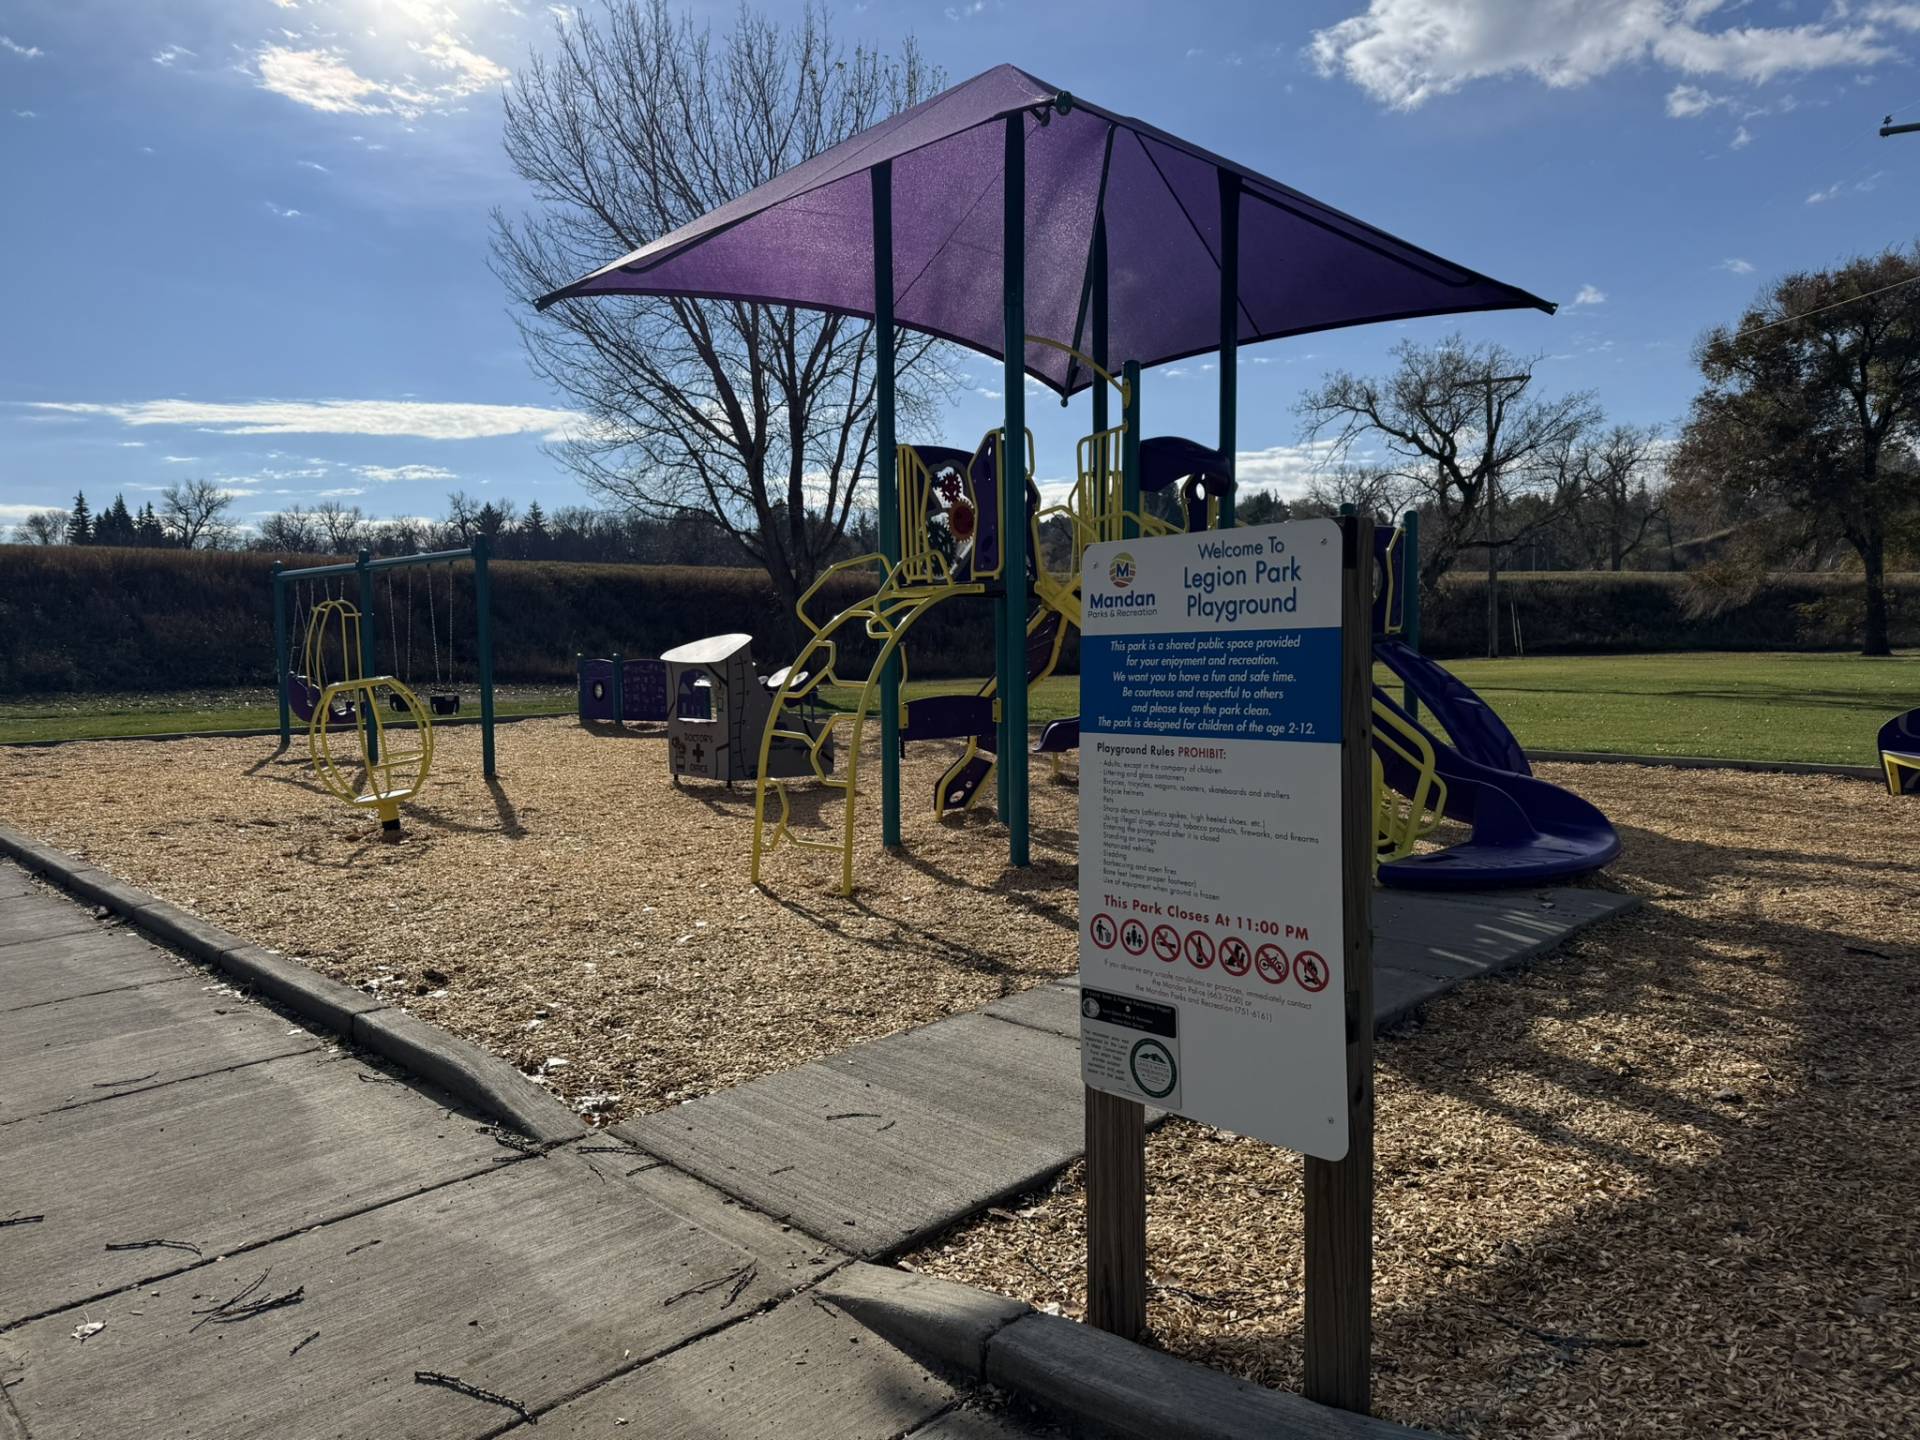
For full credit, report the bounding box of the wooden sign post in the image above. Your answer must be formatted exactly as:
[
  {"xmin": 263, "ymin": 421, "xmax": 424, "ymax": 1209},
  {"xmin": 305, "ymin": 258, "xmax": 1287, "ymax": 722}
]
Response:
[{"xmin": 1079, "ymin": 515, "xmax": 1375, "ymax": 1408}]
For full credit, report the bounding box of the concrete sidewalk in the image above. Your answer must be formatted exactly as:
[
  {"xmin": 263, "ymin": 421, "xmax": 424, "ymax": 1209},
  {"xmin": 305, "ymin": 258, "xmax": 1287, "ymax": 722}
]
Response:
[
  {"xmin": 0, "ymin": 868, "xmax": 1056, "ymax": 1439},
  {"xmin": 615, "ymin": 886, "xmax": 1638, "ymax": 1257}
]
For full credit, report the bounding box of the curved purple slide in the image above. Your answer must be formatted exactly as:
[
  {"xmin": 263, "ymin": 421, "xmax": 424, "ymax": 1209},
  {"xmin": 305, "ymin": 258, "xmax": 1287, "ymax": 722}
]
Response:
[
  {"xmin": 1372, "ymin": 685, "xmax": 1618, "ymax": 890},
  {"xmin": 1373, "ymin": 638, "xmax": 1530, "ymax": 776}
]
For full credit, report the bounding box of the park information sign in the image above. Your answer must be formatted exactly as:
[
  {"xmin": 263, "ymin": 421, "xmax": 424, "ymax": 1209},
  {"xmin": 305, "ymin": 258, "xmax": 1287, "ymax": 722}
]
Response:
[{"xmin": 1079, "ymin": 518, "xmax": 1350, "ymax": 1160}]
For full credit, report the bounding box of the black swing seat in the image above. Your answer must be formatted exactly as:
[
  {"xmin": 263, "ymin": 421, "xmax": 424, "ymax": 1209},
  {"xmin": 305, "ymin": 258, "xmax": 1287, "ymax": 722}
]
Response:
[{"xmin": 430, "ymin": 693, "xmax": 461, "ymax": 716}]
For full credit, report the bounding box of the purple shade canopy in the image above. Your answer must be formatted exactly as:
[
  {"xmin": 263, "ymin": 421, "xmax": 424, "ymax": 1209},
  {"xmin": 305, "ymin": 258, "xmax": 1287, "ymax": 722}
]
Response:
[{"xmin": 536, "ymin": 64, "xmax": 1553, "ymax": 396}]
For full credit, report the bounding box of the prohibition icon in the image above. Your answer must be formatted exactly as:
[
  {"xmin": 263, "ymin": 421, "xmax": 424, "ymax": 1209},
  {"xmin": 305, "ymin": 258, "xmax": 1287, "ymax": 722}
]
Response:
[
  {"xmin": 1150, "ymin": 923, "xmax": 1181, "ymax": 963},
  {"xmin": 1293, "ymin": 949, "xmax": 1330, "ymax": 993},
  {"xmin": 1219, "ymin": 936, "xmax": 1252, "ymax": 976},
  {"xmin": 1120, "ymin": 918, "xmax": 1149, "ymax": 956},
  {"xmin": 1089, "ymin": 913, "xmax": 1118, "ymax": 950},
  {"xmin": 1184, "ymin": 930, "xmax": 1216, "ymax": 969},
  {"xmin": 1254, "ymin": 943, "xmax": 1289, "ymax": 985}
]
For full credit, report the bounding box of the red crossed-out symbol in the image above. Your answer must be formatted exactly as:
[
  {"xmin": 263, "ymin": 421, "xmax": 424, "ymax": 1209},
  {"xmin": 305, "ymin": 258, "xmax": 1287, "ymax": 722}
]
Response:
[
  {"xmin": 1293, "ymin": 949, "xmax": 1330, "ymax": 993},
  {"xmin": 1184, "ymin": 930, "xmax": 1216, "ymax": 969},
  {"xmin": 1120, "ymin": 918, "xmax": 1149, "ymax": 956},
  {"xmin": 1150, "ymin": 924, "xmax": 1181, "ymax": 963},
  {"xmin": 1089, "ymin": 913, "xmax": 1119, "ymax": 950},
  {"xmin": 1254, "ymin": 943, "xmax": 1289, "ymax": 986},
  {"xmin": 1219, "ymin": 936, "xmax": 1252, "ymax": 976}
]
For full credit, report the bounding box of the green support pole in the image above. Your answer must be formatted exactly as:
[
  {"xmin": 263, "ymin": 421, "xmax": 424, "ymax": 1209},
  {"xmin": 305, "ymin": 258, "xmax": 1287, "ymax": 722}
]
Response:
[
  {"xmin": 1091, "ymin": 215, "xmax": 1109, "ymax": 442},
  {"xmin": 1121, "ymin": 360, "xmax": 1141, "ymax": 541},
  {"xmin": 356, "ymin": 548, "xmax": 378, "ymax": 765},
  {"xmin": 273, "ymin": 562, "xmax": 289, "ymax": 747},
  {"xmin": 874, "ymin": 161, "xmax": 903, "ymax": 848},
  {"xmin": 474, "ymin": 535, "xmax": 497, "ymax": 779},
  {"xmin": 612, "ymin": 652, "xmax": 624, "ymax": 729},
  {"xmin": 1217, "ymin": 170, "xmax": 1239, "ymax": 529},
  {"xmin": 1000, "ymin": 111, "xmax": 1030, "ymax": 866},
  {"xmin": 1402, "ymin": 509, "xmax": 1421, "ymax": 724}
]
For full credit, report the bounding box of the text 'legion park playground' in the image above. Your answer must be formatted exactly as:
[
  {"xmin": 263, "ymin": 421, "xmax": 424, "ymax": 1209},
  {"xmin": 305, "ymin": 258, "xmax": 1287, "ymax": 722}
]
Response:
[{"xmin": 4, "ymin": 60, "xmax": 1919, "ymax": 1440}]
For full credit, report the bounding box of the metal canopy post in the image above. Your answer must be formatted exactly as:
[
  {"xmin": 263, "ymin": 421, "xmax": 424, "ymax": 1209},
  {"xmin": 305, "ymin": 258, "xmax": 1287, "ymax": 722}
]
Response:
[
  {"xmin": 356, "ymin": 548, "xmax": 378, "ymax": 765},
  {"xmin": 1402, "ymin": 509, "xmax": 1421, "ymax": 723},
  {"xmin": 1091, "ymin": 214, "xmax": 1109, "ymax": 441},
  {"xmin": 1218, "ymin": 170, "xmax": 1240, "ymax": 528},
  {"xmin": 474, "ymin": 535, "xmax": 497, "ymax": 780},
  {"xmin": 874, "ymin": 160, "xmax": 903, "ymax": 849},
  {"xmin": 1121, "ymin": 361, "xmax": 1142, "ymax": 535},
  {"xmin": 272, "ymin": 562, "xmax": 289, "ymax": 746},
  {"xmin": 1000, "ymin": 111, "xmax": 1030, "ymax": 866}
]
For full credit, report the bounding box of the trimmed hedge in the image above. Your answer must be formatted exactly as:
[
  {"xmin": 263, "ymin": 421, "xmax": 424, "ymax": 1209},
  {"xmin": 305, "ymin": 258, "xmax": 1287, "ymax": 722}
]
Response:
[
  {"xmin": 0, "ymin": 545, "xmax": 1015, "ymax": 695},
  {"xmin": 0, "ymin": 545, "xmax": 1907, "ymax": 694},
  {"xmin": 1424, "ymin": 570, "xmax": 1920, "ymax": 656}
]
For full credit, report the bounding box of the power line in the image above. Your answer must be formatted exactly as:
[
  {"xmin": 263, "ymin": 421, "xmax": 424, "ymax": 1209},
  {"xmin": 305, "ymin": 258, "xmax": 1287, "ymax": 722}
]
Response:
[{"xmin": 1731, "ymin": 273, "xmax": 1920, "ymax": 339}]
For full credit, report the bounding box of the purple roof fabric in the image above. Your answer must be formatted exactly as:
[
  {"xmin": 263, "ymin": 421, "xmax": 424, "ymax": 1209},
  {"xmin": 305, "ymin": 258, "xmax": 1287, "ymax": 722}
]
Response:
[{"xmin": 536, "ymin": 64, "xmax": 1553, "ymax": 396}]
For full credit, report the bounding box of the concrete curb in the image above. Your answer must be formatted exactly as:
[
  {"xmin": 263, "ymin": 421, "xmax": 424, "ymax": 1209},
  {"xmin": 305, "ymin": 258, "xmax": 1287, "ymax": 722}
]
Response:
[
  {"xmin": 817, "ymin": 1264, "xmax": 1425, "ymax": 1439},
  {"xmin": 0, "ymin": 822, "xmax": 582, "ymax": 1144},
  {"xmin": 1529, "ymin": 748, "xmax": 1882, "ymax": 781}
]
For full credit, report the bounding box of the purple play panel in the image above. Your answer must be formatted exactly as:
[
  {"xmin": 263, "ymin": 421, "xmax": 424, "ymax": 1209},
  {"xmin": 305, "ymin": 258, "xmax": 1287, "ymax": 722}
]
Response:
[
  {"xmin": 537, "ymin": 64, "xmax": 1551, "ymax": 390},
  {"xmin": 623, "ymin": 659, "xmax": 669, "ymax": 722}
]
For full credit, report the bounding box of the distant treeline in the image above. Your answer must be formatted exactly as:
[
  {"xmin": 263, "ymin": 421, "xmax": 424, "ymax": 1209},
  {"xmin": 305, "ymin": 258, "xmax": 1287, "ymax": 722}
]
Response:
[{"xmin": 0, "ymin": 544, "xmax": 1913, "ymax": 695}]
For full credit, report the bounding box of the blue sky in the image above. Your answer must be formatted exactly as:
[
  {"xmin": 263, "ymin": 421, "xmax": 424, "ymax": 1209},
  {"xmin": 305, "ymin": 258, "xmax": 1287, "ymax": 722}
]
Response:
[{"xmin": 2, "ymin": 0, "xmax": 1916, "ymax": 534}]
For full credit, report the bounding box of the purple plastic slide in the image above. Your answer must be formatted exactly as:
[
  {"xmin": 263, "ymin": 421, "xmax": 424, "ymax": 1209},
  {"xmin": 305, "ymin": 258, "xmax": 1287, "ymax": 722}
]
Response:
[
  {"xmin": 1372, "ymin": 685, "xmax": 1618, "ymax": 889},
  {"xmin": 1373, "ymin": 638, "xmax": 1530, "ymax": 776}
]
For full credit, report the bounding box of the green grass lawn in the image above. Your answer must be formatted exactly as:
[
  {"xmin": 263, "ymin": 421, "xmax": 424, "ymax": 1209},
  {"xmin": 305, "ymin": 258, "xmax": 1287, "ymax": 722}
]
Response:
[
  {"xmin": 0, "ymin": 686, "xmax": 577, "ymax": 744},
  {"xmin": 4, "ymin": 654, "xmax": 1914, "ymax": 764}
]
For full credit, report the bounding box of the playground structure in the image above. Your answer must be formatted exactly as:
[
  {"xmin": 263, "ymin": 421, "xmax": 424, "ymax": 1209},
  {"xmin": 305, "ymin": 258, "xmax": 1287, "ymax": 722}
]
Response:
[
  {"xmin": 661, "ymin": 633, "xmax": 831, "ymax": 784},
  {"xmin": 578, "ymin": 655, "xmax": 670, "ymax": 724},
  {"xmin": 272, "ymin": 541, "xmax": 496, "ymax": 781},
  {"xmin": 1881, "ymin": 708, "xmax": 1920, "ymax": 795},
  {"xmin": 538, "ymin": 62, "xmax": 1557, "ymax": 895},
  {"xmin": 278, "ymin": 590, "xmax": 435, "ymax": 836}
]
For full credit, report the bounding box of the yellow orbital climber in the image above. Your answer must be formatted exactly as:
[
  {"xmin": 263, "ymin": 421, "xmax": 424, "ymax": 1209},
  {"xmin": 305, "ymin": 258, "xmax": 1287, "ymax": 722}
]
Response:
[{"xmin": 297, "ymin": 600, "xmax": 434, "ymax": 838}]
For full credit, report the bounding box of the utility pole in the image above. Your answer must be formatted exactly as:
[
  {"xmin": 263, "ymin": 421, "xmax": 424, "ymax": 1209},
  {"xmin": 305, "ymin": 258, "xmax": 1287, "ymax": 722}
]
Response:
[
  {"xmin": 1880, "ymin": 116, "xmax": 1920, "ymax": 137},
  {"xmin": 1481, "ymin": 372, "xmax": 1530, "ymax": 660}
]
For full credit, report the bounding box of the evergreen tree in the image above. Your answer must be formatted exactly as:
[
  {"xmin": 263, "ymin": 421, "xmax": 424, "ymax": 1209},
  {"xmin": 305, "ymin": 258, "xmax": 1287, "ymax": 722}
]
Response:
[
  {"xmin": 65, "ymin": 492, "xmax": 92, "ymax": 545},
  {"xmin": 518, "ymin": 501, "xmax": 550, "ymax": 559},
  {"xmin": 95, "ymin": 494, "xmax": 136, "ymax": 546},
  {"xmin": 136, "ymin": 502, "xmax": 166, "ymax": 547}
]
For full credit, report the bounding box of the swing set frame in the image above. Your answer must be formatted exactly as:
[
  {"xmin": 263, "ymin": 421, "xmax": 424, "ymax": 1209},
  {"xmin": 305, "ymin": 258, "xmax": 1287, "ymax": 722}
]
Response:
[{"xmin": 271, "ymin": 539, "xmax": 498, "ymax": 778}]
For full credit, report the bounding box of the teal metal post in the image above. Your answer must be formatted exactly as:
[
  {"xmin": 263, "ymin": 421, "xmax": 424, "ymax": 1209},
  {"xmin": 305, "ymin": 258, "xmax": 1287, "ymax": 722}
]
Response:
[
  {"xmin": 474, "ymin": 535, "xmax": 497, "ymax": 779},
  {"xmin": 1217, "ymin": 171, "xmax": 1239, "ymax": 528},
  {"xmin": 1091, "ymin": 215, "xmax": 1109, "ymax": 442},
  {"xmin": 612, "ymin": 652, "xmax": 625, "ymax": 728},
  {"xmin": 272, "ymin": 562, "xmax": 289, "ymax": 746},
  {"xmin": 874, "ymin": 161, "xmax": 903, "ymax": 848},
  {"xmin": 356, "ymin": 548, "xmax": 378, "ymax": 764},
  {"xmin": 1402, "ymin": 509, "xmax": 1421, "ymax": 723},
  {"xmin": 1000, "ymin": 112, "xmax": 1030, "ymax": 865},
  {"xmin": 1121, "ymin": 360, "xmax": 1142, "ymax": 540}
]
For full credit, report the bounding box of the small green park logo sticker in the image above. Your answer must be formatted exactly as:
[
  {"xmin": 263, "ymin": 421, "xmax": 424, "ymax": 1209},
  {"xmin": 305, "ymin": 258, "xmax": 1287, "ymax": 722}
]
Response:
[
  {"xmin": 1108, "ymin": 552, "xmax": 1136, "ymax": 589},
  {"xmin": 1129, "ymin": 1038, "xmax": 1177, "ymax": 1099}
]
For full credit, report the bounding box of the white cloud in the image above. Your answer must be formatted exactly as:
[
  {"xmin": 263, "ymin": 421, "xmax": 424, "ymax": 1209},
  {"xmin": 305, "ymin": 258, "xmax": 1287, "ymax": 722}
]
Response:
[
  {"xmin": 1572, "ymin": 284, "xmax": 1606, "ymax": 306},
  {"xmin": 253, "ymin": 33, "xmax": 505, "ymax": 121},
  {"xmin": 944, "ymin": 1, "xmax": 987, "ymax": 18},
  {"xmin": 116, "ymin": 440, "xmax": 146, "ymax": 448},
  {"xmin": 297, "ymin": 159, "xmax": 330, "ymax": 173},
  {"xmin": 1718, "ymin": 257, "xmax": 1755, "ymax": 274},
  {"xmin": 1234, "ymin": 441, "xmax": 1343, "ymax": 501},
  {"xmin": 317, "ymin": 487, "xmax": 367, "ymax": 498},
  {"xmin": 358, "ymin": 463, "xmax": 458, "ymax": 483},
  {"xmin": 0, "ymin": 36, "xmax": 43, "ymax": 60},
  {"xmin": 1807, "ymin": 181, "xmax": 1841, "ymax": 204},
  {"xmin": 30, "ymin": 398, "xmax": 587, "ymax": 441},
  {"xmin": 162, "ymin": 454, "xmax": 199, "ymax": 463},
  {"xmin": 13, "ymin": 110, "xmax": 36, "ymax": 120},
  {"xmin": 266, "ymin": 202, "xmax": 303, "ymax": 220},
  {"xmin": 1665, "ymin": 83, "xmax": 1726, "ymax": 118},
  {"xmin": 1730, "ymin": 124, "xmax": 1752, "ymax": 149},
  {"xmin": 1310, "ymin": 1, "xmax": 1901, "ymax": 109},
  {"xmin": 152, "ymin": 45, "xmax": 194, "ymax": 67}
]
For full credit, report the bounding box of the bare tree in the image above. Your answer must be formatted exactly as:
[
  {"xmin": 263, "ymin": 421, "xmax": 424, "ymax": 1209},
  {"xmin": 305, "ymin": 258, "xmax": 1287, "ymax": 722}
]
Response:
[
  {"xmin": 1563, "ymin": 424, "xmax": 1666, "ymax": 570},
  {"xmin": 160, "ymin": 478, "xmax": 236, "ymax": 550},
  {"xmin": 1300, "ymin": 464, "xmax": 1414, "ymax": 522},
  {"xmin": 11, "ymin": 509, "xmax": 67, "ymax": 545},
  {"xmin": 1298, "ymin": 336, "xmax": 1601, "ymax": 598},
  {"xmin": 313, "ymin": 499, "xmax": 367, "ymax": 554},
  {"xmin": 256, "ymin": 506, "xmax": 320, "ymax": 554},
  {"xmin": 492, "ymin": 0, "xmax": 951, "ymax": 633},
  {"xmin": 443, "ymin": 490, "xmax": 484, "ymax": 543}
]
